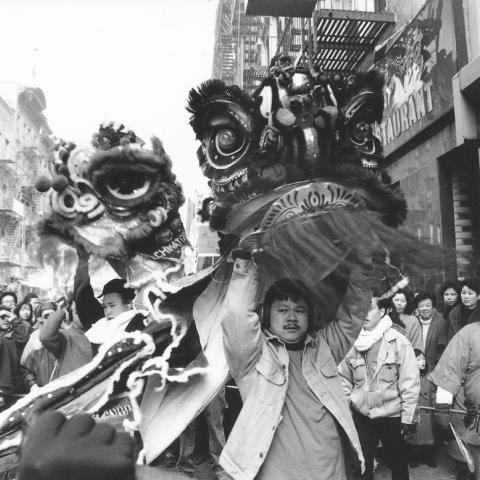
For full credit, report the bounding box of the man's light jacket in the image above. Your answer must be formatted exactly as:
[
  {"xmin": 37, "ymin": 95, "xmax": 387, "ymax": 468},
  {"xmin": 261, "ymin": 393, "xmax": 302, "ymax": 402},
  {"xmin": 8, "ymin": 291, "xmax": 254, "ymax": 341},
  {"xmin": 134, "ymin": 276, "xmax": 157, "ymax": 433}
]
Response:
[{"xmin": 338, "ymin": 327, "xmax": 420, "ymax": 424}]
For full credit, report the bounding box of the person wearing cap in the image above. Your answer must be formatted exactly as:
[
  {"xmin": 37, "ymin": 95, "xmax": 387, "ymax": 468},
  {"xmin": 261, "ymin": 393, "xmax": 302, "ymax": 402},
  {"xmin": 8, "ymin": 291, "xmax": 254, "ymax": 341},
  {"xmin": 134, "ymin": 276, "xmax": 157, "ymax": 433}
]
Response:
[
  {"xmin": 36, "ymin": 278, "xmax": 146, "ymax": 385},
  {"xmin": 338, "ymin": 295, "xmax": 420, "ymax": 480},
  {"xmin": 84, "ymin": 278, "xmax": 147, "ymax": 354},
  {"xmin": 72, "ymin": 247, "xmax": 146, "ymax": 343}
]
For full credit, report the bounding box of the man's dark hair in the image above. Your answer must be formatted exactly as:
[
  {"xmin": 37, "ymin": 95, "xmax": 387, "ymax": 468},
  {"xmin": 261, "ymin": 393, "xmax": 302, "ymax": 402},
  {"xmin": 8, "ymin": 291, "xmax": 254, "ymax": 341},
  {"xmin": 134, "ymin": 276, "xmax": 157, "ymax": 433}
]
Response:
[
  {"xmin": 379, "ymin": 295, "xmax": 405, "ymax": 328},
  {"xmin": 0, "ymin": 291, "xmax": 17, "ymax": 306},
  {"xmin": 438, "ymin": 280, "xmax": 460, "ymax": 298},
  {"xmin": 460, "ymin": 278, "xmax": 480, "ymax": 295},
  {"xmin": 22, "ymin": 292, "xmax": 39, "ymax": 304},
  {"xmin": 263, "ymin": 278, "xmax": 315, "ymax": 331},
  {"xmin": 376, "ymin": 297, "xmax": 392, "ymax": 313},
  {"xmin": 415, "ymin": 291, "xmax": 436, "ymax": 307}
]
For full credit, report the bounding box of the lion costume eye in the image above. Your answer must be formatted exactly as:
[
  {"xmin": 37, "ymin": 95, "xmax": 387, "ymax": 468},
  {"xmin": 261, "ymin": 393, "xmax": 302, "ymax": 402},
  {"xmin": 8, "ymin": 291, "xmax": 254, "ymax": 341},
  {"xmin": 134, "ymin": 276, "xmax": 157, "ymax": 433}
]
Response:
[
  {"xmin": 206, "ymin": 126, "xmax": 249, "ymax": 170},
  {"xmin": 106, "ymin": 172, "xmax": 151, "ymax": 200},
  {"xmin": 84, "ymin": 144, "xmax": 179, "ymax": 212},
  {"xmin": 350, "ymin": 121, "xmax": 371, "ymax": 145},
  {"xmin": 216, "ymin": 128, "xmax": 238, "ymax": 153}
]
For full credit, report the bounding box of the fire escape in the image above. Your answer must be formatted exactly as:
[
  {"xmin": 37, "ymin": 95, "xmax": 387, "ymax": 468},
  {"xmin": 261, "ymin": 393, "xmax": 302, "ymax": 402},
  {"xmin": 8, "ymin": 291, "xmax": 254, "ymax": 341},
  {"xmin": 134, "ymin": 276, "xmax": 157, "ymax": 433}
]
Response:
[
  {"xmin": 212, "ymin": 0, "xmax": 238, "ymax": 83},
  {"xmin": 246, "ymin": 0, "xmax": 395, "ymax": 75},
  {"xmin": 0, "ymin": 160, "xmax": 26, "ymax": 272}
]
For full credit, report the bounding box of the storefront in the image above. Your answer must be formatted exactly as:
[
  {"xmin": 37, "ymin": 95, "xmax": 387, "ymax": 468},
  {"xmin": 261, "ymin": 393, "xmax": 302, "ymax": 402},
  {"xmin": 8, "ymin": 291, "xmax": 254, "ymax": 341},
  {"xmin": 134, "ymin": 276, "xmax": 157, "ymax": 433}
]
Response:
[{"xmin": 374, "ymin": 0, "xmax": 478, "ymax": 285}]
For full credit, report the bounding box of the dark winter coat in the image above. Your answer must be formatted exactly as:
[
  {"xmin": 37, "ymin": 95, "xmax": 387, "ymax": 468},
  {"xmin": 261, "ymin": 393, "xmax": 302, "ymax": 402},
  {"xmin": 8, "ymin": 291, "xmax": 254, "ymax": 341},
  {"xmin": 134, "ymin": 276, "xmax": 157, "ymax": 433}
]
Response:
[
  {"xmin": 447, "ymin": 303, "xmax": 480, "ymax": 341},
  {"xmin": 422, "ymin": 311, "xmax": 448, "ymax": 373}
]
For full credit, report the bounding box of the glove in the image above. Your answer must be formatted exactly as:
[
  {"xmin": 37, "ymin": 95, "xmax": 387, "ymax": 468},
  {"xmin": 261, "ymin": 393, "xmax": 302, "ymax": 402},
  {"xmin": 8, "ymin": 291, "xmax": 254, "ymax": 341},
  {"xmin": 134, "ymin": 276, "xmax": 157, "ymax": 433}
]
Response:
[
  {"xmin": 18, "ymin": 411, "xmax": 136, "ymax": 480},
  {"xmin": 435, "ymin": 386, "xmax": 454, "ymax": 406},
  {"xmin": 231, "ymin": 248, "xmax": 252, "ymax": 261},
  {"xmin": 401, "ymin": 422, "xmax": 417, "ymax": 436}
]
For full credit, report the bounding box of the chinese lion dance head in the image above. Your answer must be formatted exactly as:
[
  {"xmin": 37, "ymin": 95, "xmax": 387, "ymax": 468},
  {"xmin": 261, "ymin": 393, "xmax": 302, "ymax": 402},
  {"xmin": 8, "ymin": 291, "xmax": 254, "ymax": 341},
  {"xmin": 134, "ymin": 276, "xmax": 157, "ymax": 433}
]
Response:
[
  {"xmin": 186, "ymin": 55, "xmax": 437, "ymax": 293},
  {"xmin": 36, "ymin": 122, "xmax": 187, "ymax": 263},
  {"xmin": 188, "ymin": 55, "xmax": 390, "ymax": 231}
]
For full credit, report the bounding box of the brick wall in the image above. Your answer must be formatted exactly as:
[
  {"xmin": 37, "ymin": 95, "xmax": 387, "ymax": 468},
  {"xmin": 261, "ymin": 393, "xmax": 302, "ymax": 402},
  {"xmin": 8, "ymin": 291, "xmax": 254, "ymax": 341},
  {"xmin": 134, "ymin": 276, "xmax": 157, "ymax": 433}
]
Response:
[{"xmin": 451, "ymin": 159, "xmax": 480, "ymax": 278}]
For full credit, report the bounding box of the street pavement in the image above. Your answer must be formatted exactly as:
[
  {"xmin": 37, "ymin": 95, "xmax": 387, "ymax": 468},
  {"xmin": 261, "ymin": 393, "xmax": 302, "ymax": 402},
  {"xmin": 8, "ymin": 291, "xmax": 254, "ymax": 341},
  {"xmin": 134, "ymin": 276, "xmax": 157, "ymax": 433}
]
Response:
[
  {"xmin": 141, "ymin": 444, "xmax": 464, "ymax": 479},
  {"xmin": 372, "ymin": 445, "xmax": 460, "ymax": 480}
]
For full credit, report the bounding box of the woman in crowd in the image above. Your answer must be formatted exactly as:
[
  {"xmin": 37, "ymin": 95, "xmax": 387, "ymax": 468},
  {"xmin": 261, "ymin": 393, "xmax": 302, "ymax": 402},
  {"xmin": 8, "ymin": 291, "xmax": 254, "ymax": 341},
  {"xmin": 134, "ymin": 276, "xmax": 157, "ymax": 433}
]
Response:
[
  {"xmin": 14, "ymin": 301, "xmax": 34, "ymax": 327},
  {"xmin": 447, "ymin": 278, "xmax": 480, "ymax": 341},
  {"xmin": 390, "ymin": 289, "xmax": 424, "ymax": 355},
  {"xmin": 438, "ymin": 280, "xmax": 460, "ymax": 321},
  {"xmin": 405, "ymin": 291, "xmax": 448, "ymax": 468}
]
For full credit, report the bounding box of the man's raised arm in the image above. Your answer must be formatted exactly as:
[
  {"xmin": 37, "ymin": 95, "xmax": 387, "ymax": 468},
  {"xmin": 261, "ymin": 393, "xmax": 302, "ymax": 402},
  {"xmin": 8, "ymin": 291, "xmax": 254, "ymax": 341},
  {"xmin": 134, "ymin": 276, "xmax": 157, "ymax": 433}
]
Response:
[
  {"xmin": 323, "ymin": 265, "xmax": 373, "ymax": 364},
  {"xmin": 221, "ymin": 254, "xmax": 263, "ymax": 380}
]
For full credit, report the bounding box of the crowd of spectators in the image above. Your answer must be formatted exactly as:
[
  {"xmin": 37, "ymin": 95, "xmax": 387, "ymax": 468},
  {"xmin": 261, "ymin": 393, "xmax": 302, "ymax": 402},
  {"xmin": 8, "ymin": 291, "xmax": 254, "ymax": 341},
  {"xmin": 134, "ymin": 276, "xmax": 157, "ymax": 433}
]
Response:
[{"xmin": 3, "ymin": 256, "xmax": 480, "ymax": 480}]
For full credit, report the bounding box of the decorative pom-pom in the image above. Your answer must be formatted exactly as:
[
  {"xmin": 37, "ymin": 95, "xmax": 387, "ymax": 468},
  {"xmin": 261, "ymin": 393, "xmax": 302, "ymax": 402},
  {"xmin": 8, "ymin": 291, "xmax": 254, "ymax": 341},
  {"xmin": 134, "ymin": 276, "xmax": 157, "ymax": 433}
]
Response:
[
  {"xmin": 51, "ymin": 174, "xmax": 69, "ymax": 192},
  {"xmin": 35, "ymin": 176, "xmax": 52, "ymax": 192}
]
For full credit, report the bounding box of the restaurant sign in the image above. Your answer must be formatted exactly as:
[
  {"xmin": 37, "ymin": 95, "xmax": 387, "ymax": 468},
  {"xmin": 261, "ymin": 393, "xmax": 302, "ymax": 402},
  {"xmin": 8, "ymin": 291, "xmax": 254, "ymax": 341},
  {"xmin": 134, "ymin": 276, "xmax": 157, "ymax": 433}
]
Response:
[{"xmin": 374, "ymin": 0, "xmax": 458, "ymax": 156}]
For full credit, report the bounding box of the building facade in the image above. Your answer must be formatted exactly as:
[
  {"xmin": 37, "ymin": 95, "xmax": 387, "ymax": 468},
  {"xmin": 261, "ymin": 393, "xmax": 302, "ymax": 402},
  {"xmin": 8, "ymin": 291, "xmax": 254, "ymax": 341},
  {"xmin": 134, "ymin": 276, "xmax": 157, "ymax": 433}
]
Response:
[
  {"xmin": 372, "ymin": 0, "xmax": 480, "ymax": 284},
  {"xmin": 0, "ymin": 83, "xmax": 53, "ymax": 286},
  {"xmin": 213, "ymin": 0, "xmax": 275, "ymax": 94},
  {"xmin": 212, "ymin": 0, "xmax": 480, "ymax": 284},
  {"xmin": 183, "ymin": 195, "xmax": 220, "ymax": 273}
]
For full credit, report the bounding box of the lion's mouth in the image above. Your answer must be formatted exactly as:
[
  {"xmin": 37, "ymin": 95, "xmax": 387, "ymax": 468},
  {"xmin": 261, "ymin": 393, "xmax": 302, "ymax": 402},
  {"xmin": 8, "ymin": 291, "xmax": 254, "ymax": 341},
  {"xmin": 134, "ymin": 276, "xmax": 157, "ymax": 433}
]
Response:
[
  {"xmin": 361, "ymin": 158, "xmax": 379, "ymax": 169},
  {"xmin": 211, "ymin": 163, "xmax": 290, "ymax": 197},
  {"xmin": 212, "ymin": 167, "xmax": 248, "ymax": 195}
]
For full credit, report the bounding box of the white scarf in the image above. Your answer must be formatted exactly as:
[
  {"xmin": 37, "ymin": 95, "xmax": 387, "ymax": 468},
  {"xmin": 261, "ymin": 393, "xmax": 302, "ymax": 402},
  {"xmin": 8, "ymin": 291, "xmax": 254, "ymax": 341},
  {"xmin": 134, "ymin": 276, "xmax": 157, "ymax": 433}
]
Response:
[
  {"xmin": 354, "ymin": 315, "xmax": 393, "ymax": 352},
  {"xmin": 85, "ymin": 309, "xmax": 142, "ymax": 345},
  {"xmin": 419, "ymin": 316, "xmax": 432, "ymax": 349}
]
